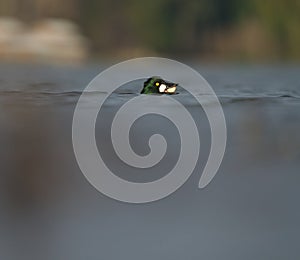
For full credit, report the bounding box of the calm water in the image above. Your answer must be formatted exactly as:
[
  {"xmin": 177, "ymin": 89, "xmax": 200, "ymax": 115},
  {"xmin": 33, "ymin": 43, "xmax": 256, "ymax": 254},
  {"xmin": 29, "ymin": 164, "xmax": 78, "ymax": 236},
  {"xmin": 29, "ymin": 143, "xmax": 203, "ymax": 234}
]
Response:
[{"xmin": 0, "ymin": 63, "xmax": 299, "ymax": 259}]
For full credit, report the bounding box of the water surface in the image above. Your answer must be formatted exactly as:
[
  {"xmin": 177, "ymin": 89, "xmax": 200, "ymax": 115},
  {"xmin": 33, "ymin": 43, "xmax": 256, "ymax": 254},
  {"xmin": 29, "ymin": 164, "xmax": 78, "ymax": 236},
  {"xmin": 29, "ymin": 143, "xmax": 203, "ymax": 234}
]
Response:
[{"xmin": 0, "ymin": 63, "xmax": 299, "ymax": 260}]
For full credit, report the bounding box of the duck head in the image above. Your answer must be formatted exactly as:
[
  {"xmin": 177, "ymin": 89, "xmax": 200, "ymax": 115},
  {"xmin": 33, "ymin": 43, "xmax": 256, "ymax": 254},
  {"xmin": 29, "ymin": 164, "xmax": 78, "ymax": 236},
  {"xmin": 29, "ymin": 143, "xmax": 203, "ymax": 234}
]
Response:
[{"xmin": 141, "ymin": 76, "xmax": 178, "ymax": 95}]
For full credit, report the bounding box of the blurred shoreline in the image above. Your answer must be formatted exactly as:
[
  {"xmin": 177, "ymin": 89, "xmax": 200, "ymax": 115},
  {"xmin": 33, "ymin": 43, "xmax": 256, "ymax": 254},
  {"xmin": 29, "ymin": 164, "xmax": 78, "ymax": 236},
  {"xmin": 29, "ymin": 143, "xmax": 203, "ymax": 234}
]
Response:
[
  {"xmin": 0, "ymin": 17, "xmax": 88, "ymax": 64},
  {"xmin": 1, "ymin": 0, "xmax": 300, "ymax": 65}
]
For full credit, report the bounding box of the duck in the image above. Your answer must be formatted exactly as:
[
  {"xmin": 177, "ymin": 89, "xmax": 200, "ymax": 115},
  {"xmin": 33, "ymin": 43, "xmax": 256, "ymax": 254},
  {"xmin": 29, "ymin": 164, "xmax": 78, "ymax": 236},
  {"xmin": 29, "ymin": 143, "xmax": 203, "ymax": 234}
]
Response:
[{"xmin": 141, "ymin": 76, "xmax": 178, "ymax": 94}]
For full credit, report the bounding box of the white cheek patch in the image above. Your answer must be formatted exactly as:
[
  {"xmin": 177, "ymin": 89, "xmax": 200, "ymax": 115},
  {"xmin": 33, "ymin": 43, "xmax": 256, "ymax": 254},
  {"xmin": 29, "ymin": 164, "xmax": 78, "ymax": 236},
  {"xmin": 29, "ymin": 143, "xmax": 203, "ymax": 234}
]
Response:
[{"xmin": 159, "ymin": 84, "xmax": 167, "ymax": 93}]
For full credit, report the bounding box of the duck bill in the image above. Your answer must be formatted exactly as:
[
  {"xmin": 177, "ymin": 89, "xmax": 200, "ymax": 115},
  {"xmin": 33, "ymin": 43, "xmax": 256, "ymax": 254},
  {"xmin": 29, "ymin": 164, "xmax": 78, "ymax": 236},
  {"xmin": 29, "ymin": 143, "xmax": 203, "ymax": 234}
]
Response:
[{"xmin": 164, "ymin": 83, "xmax": 177, "ymax": 94}]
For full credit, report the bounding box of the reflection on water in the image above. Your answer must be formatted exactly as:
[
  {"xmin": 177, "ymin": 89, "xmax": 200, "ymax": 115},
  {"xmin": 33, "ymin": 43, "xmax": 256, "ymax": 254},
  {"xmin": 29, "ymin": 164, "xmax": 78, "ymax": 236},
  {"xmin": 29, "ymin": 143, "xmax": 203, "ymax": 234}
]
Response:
[{"xmin": 0, "ymin": 63, "xmax": 300, "ymax": 259}]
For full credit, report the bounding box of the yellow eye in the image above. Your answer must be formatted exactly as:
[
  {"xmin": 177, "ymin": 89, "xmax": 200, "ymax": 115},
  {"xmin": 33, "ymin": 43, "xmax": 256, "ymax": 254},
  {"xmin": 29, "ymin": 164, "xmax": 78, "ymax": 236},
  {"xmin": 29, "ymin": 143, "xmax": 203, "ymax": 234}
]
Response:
[{"xmin": 155, "ymin": 82, "xmax": 160, "ymax": 86}]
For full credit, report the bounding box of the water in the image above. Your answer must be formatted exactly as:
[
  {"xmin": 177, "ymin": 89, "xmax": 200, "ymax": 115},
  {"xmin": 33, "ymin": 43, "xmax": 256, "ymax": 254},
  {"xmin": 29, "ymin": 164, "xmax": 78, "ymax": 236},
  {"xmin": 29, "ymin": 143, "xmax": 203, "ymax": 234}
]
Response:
[{"xmin": 0, "ymin": 62, "xmax": 299, "ymax": 259}]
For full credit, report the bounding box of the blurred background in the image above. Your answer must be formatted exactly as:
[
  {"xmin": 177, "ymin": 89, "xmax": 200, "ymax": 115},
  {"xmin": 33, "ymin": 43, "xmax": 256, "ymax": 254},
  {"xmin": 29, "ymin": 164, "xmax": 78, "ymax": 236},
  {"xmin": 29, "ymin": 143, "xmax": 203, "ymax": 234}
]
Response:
[
  {"xmin": 0, "ymin": 1, "xmax": 300, "ymax": 259},
  {"xmin": 0, "ymin": 0, "xmax": 300, "ymax": 63}
]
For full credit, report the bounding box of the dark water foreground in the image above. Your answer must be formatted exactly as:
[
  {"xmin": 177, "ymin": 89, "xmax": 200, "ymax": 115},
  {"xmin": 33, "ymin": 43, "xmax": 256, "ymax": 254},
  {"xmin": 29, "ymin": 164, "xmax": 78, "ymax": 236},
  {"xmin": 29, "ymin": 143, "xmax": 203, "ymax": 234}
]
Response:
[{"xmin": 0, "ymin": 63, "xmax": 299, "ymax": 259}]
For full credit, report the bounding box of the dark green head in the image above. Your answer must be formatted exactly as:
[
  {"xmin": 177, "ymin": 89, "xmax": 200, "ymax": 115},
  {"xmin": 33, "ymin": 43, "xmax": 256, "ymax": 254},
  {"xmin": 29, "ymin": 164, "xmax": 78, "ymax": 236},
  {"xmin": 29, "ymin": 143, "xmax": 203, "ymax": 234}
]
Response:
[{"xmin": 141, "ymin": 76, "xmax": 178, "ymax": 95}]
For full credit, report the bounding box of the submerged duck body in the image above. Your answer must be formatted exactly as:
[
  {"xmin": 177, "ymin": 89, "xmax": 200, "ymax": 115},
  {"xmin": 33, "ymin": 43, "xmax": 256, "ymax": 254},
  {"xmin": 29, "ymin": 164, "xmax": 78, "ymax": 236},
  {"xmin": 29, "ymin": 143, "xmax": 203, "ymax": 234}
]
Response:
[{"xmin": 141, "ymin": 76, "xmax": 178, "ymax": 95}]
